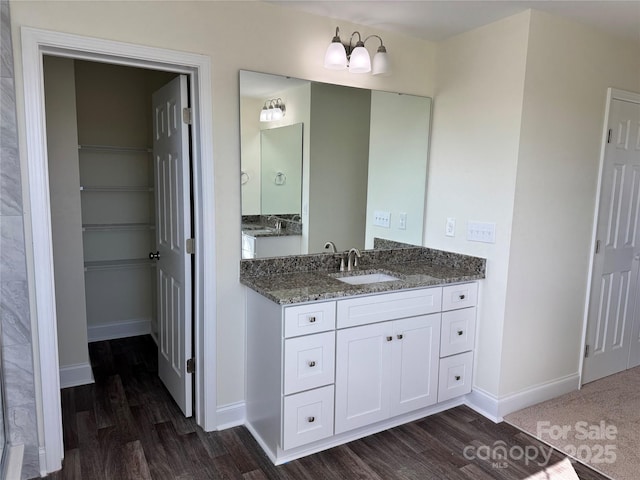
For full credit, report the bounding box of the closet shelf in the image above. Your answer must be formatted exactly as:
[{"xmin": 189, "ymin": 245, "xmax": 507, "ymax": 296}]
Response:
[
  {"xmin": 80, "ymin": 186, "xmax": 154, "ymax": 192},
  {"xmin": 78, "ymin": 144, "xmax": 152, "ymax": 153},
  {"xmin": 82, "ymin": 223, "xmax": 155, "ymax": 232},
  {"xmin": 84, "ymin": 258, "xmax": 156, "ymax": 272}
]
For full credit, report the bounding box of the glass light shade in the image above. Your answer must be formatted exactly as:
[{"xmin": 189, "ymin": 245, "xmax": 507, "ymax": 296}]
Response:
[
  {"xmin": 348, "ymin": 46, "xmax": 371, "ymax": 73},
  {"xmin": 324, "ymin": 42, "xmax": 348, "ymax": 70},
  {"xmin": 271, "ymin": 106, "xmax": 283, "ymax": 121},
  {"xmin": 372, "ymin": 50, "xmax": 391, "ymax": 76},
  {"xmin": 259, "ymin": 107, "xmax": 268, "ymax": 122}
]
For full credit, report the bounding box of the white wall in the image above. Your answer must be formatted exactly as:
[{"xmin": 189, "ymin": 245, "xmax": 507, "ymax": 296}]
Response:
[
  {"xmin": 10, "ymin": 0, "xmax": 436, "ymax": 407},
  {"xmin": 427, "ymin": 11, "xmax": 531, "ymax": 395},
  {"xmin": 43, "ymin": 56, "xmax": 90, "ymax": 368},
  {"xmin": 501, "ymin": 11, "xmax": 640, "ymax": 395}
]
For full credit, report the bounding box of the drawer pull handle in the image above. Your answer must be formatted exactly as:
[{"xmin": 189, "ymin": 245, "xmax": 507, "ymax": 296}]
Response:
[
  {"xmin": 308, "ymin": 316, "xmax": 316, "ymax": 323},
  {"xmin": 308, "ymin": 416, "xmax": 315, "ymax": 423},
  {"xmin": 308, "ymin": 361, "xmax": 316, "ymax": 367},
  {"xmin": 397, "ymin": 334, "xmax": 404, "ymax": 340},
  {"xmin": 455, "ymin": 375, "xmax": 461, "ymax": 381},
  {"xmin": 386, "ymin": 336, "xmax": 393, "ymax": 342},
  {"xmin": 459, "ymin": 294, "xmax": 466, "ymax": 300},
  {"xmin": 457, "ymin": 330, "xmax": 464, "ymax": 336}
]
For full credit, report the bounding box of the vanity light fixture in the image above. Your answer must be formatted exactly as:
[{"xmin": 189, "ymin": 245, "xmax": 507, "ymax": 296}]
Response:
[
  {"xmin": 323, "ymin": 26, "xmax": 391, "ymax": 76},
  {"xmin": 259, "ymin": 98, "xmax": 286, "ymax": 122}
]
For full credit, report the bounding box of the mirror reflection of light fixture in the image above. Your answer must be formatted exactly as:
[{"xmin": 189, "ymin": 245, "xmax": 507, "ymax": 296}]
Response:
[
  {"xmin": 259, "ymin": 98, "xmax": 286, "ymax": 122},
  {"xmin": 323, "ymin": 27, "xmax": 391, "ymax": 76}
]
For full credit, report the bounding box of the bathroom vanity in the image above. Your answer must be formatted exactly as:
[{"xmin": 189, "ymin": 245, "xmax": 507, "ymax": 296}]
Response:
[{"xmin": 241, "ymin": 245, "xmax": 485, "ymax": 464}]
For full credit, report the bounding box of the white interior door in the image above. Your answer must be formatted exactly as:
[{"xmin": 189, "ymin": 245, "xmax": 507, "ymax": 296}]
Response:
[
  {"xmin": 584, "ymin": 94, "xmax": 640, "ymax": 384},
  {"xmin": 152, "ymin": 75, "xmax": 193, "ymax": 416}
]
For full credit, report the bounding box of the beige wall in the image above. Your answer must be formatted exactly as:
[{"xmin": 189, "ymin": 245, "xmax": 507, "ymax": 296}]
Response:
[
  {"xmin": 10, "ymin": 0, "xmax": 436, "ymax": 408},
  {"xmin": 427, "ymin": 11, "xmax": 531, "ymax": 395},
  {"xmin": 43, "ymin": 56, "xmax": 90, "ymax": 368},
  {"xmin": 501, "ymin": 10, "xmax": 640, "ymax": 395}
]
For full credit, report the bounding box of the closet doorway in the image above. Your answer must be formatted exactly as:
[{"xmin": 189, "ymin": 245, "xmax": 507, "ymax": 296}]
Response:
[
  {"xmin": 44, "ymin": 57, "xmax": 195, "ymax": 415},
  {"xmin": 22, "ymin": 29, "xmax": 217, "ymax": 474}
]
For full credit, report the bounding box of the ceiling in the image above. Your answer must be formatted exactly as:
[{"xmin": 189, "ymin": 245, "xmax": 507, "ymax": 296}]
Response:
[{"xmin": 266, "ymin": 1, "xmax": 640, "ymax": 45}]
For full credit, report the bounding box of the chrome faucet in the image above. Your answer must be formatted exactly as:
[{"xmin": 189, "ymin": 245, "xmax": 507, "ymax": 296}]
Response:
[
  {"xmin": 268, "ymin": 215, "xmax": 282, "ymax": 230},
  {"xmin": 324, "ymin": 241, "xmax": 338, "ymax": 253},
  {"xmin": 347, "ymin": 248, "xmax": 362, "ymax": 271}
]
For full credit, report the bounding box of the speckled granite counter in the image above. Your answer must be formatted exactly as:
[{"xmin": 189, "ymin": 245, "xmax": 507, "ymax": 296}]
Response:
[{"xmin": 240, "ymin": 242, "xmax": 486, "ymax": 305}]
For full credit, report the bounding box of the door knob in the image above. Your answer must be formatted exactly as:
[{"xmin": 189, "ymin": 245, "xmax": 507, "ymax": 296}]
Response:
[{"xmin": 149, "ymin": 251, "xmax": 160, "ymax": 260}]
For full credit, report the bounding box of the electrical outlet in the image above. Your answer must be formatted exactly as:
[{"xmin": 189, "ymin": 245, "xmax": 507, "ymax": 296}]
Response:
[
  {"xmin": 446, "ymin": 218, "xmax": 456, "ymax": 237},
  {"xmin": 467, "ymin": 221, "xmax": 496, "ymax": 243},
  {"xmin": 399, "ymin": 212, "xmax": 407, "ymax": 230},
  {"xmin": 374, "ymin": 210, "xmax": 391, "ymax": 228}
]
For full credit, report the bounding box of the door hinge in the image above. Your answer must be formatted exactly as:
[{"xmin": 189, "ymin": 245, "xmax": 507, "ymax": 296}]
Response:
[
  {"xmin": 584, "ymin": 344, "xmax": 590, "ymax": 358},
  {"xmin": 595, "ymin": 239, "xmax": 601, "ymax": 254},
  {"xmin": 607, "ymin": 128, "xmax": 612, "ymax": 144},
  {"xmin": 187, "ymin": 357, "xmax": 196, "ymax": 374},
  {"xmin": 186, "ymin": 238, "xmax": 195, "ymax": 255},
  {"xmin": 183, "ymin": 107, "xmax": 192, "ymax": 125}
]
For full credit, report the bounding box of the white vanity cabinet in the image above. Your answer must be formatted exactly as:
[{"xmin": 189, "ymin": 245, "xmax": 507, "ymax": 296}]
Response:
[
  {"xmin": 245, "ymin": 281, "xmax": 478, "ymax": 465},
  {"xmin": 334, "ymin": 288, "xmax": 442, "ymax": 434}
]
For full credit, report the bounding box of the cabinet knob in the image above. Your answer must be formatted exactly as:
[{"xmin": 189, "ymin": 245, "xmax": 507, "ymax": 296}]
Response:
[
  {"xmin": 386, "ymin": 336, "xmax": 393, "ymax": 342},
  {"xmin": 455, "ymin": 375, "xmax": 461, "ymax": 381},
  {"xmin": 308, "ymin": 316, "xmax": 316, "ymax": 323},
  {"xmin": 308, "ymin": 361, "xmax": 316, "ymax": 367},
  {"xmin": 459, "ymin": 294, "xmax": 466, "ymax": 300},
  {"xmin": 307, "ymin": 416, "xmax": 315, "ymax": 423},
  {"xmin": 397, "ymin": 334, "xmax": 404, "ymax": 340},
  {"xmin": 457, "ymin": 330, "xmax": 464, "ymax": 336}
]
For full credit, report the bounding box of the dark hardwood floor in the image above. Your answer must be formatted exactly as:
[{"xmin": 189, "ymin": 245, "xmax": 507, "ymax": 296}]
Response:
[{"xmin": 41, "ymin": 335, "xmax": 608, "ymax": 480}]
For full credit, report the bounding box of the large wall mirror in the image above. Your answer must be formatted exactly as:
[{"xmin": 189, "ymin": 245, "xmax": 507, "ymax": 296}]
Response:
[{"xmin": 240, "ymin": 70, "xmax": 432, "ymax": 257}]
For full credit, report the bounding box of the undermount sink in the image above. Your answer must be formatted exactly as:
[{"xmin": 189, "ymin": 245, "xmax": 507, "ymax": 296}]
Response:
[{"xmin": 333, "ymin": 271, "xmax": 400, "ymax": 285}]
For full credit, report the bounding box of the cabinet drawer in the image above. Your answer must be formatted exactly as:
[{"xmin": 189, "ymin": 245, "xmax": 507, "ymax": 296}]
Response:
[
  {"xmin": 442, "ymin": 283, "xmax": 477, "ymax": 311},
  {"xmin": 440, "ymin": 307, "xmax": 476, "ymax": 357},
  {"xmin": 282, "ymin": 385, "xmax": 334, "ymax": 450},
  {"xmin": 284, "ymin": 302, "xmax": 336, "ymax": 338},
  {"xmin": 437, "ymin": 351, "xmax": 473, "ymax": 402},
  {"xmin": 284, "ymin": 331, "xmax": 335, "ymax": 395},
  {"xmin": 337, "ymin": 287, "xmax": 442, "ymax": 329}
]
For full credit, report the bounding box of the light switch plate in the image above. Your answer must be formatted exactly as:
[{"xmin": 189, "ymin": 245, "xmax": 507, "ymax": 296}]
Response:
[
  {"xmin": 399, "ymin": 212, "xmax": 407, "ymax": 230},
  {"xmin": 374, "ymin": 210, "xmax": 391, "ymax": 228},
  {"xmin": 467, "ymin": 221, "xmax": 496, "ymax": 243},
  {"xmin": 446, "ymin": 217, "xmax": 455, "ymax": 237}
]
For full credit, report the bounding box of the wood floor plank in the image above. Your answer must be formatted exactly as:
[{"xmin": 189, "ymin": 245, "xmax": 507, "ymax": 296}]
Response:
[
  {"xmin": 122, "ymin": 440, "xmax": 153, "ymax": 480},
  {"xmin": 38, "ymin": 335, "xmax": 612, "ymax": 480}
]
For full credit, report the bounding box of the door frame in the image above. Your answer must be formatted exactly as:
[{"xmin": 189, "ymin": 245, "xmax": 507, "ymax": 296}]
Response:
[
  {"xmin": 579, "ymin": 87, "xmax": 640, "ymax": 386},
  {"xmin": 20, "ymin": 27, "xmax": 217, "ymax": 474}
]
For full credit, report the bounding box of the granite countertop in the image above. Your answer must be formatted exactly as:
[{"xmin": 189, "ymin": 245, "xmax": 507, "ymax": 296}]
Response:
[{"xmin": 240, "ymin": 243, "xmax": 486, "ymax": 305}]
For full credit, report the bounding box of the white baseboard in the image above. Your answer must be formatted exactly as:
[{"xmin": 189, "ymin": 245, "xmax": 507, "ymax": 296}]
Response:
[
  {"xmin": 87, "ymin": 318, "xmax": 151, "ymax": 342},
  {"xmin": 465, "ymin": 373, "xmax": 581, "ymax": 422},
  {"xmin": 4, "ymin": 443, "xmax": 24, "ymax": 480},
  {"xmin": 59, "ymin": 362, "xmax": 95, "ymax": 389},
  {"xmin": 465, "ymin": 386, "xmax": 502, "ymax": 422},
  {"xmin": 216, "ymin": 402, "xmax": 246, "ymax": 430},
  {"xmin": 497, "ymin": 373, "xmax": 580, "ymax": 418}
]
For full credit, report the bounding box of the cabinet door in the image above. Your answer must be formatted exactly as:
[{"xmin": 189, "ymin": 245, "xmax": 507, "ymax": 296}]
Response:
[
  {"xmin": 335, "ymin": 322, "xmax": 392, "ymax": 434},
  {"xmin": 390, "ymin": 314, "xmax": 440, "ymax": 416}
]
